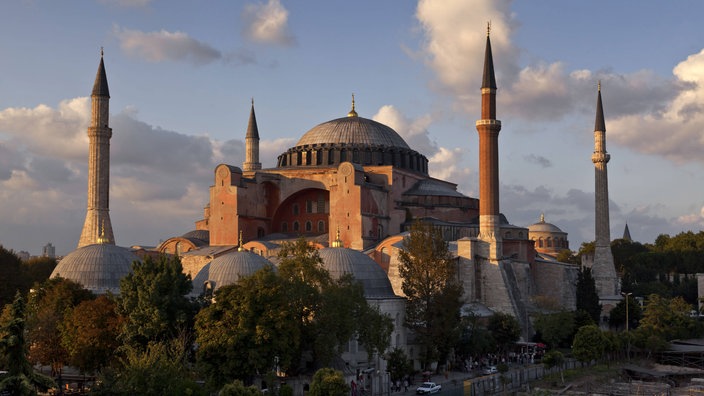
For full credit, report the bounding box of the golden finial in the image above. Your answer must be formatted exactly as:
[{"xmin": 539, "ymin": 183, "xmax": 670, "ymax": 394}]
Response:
[
  {"xmin": 97, "ymin": 220, "xmax": 107, "ymax": 244},
  {"xmin": 100, "ymin": 47, "xmax": 104, "ymax": 58},
  {"xmin": 540, "ymin": 213, "xmax": 545, "ymax": 223},
  {"xmin": 598, "ymin": 80, "xmax": 601, "ymax": 92},
  {"xmin": 347, "ymin": 93, "xmax": 358, "ymax": 117},
  {"xmin": 487, "ymin": 21, "xmax": 491, "ymax": 37},
  {"xmin": 332, "ymin": 226, "xmax": 343, "ymax": 248},
  {"xmin": 238, "ymin": 230, "xmax": 244, "ymax": 252}
]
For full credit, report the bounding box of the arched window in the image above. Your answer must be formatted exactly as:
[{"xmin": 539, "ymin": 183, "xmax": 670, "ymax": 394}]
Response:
[
  {"xmin": 318, "ymin": 221, "xmax": 325, "ymax": 232},
  {"xmin": 281, "ymin": 222, "xmax": 288, "ymax": 232},
  {"xmin": 293, "ymin": 221, "xmax": 300, "ymax": 231},
  {"xmin": 292, "ymin": 204, "xmax": 299, "ymax": 215},
  {"xmin": 305, "ymin": 221, "xmax": 312, "ymax": 232}
]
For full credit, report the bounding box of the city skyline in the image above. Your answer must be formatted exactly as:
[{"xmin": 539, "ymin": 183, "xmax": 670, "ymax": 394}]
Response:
[{"xmin": 1, "ymin": 0, "xmax": 704, "ymax": 255}]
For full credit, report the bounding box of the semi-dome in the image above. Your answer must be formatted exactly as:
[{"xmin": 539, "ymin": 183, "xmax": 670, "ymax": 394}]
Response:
[
  {"xmin": 318, "ymin": 246, "xmax": 396, "ymax": 298},
  {"xmin": 276, "ymin": 102, "xmax": 428, "ymax": 175},
  {"xmin": 51, "ymin": 243, "xmax": 139, "ymax": 294},
  {"xmin": 191, "ymin": 250, "xmax": 274, "ymax": 296}
]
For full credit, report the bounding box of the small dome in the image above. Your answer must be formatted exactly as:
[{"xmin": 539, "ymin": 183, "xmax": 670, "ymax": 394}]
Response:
[
  {"xmin": 51, "ymin": 244, "xmax": 139, "ymax": 294},
  {"xmin": 191, "ymin": 250, "xmax": 273, "ymax": 295},
  {"xmin": 528, "ymin": 214, "xmax": 564, "ymax": 233},
  {"xmin": 318, "ymin": 247, "xmax": 396, "ymax": 298},
  {"xmin": 295, "ymin": 116, "xmax": 410, "ymax": 149}
]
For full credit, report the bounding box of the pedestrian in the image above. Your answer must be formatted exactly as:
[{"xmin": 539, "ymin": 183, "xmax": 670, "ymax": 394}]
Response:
[{"xmin": 403, "ymin": 379, "xmax": 408, "ymax": 392}]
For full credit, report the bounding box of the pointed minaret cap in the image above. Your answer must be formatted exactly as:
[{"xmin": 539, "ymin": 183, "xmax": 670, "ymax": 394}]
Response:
[
  {"xmin": 482, "ymin": 22, "xmax": 497, "ymax": 90},
  {"xmin": 623, "ymin": 223, "xmax": 632, "ymax": 241},
  {"xmin": 246, "ymin": 98, "xmax": 259, "ymax": 139},
  {"xmin": 595, "ymin": 81, "xmax": 606, "ymax": 132},
  {"xmin": 92, "ymin": 47, "xmax": 110, "ymax": 98},
  {"xmin": 347, "ymin": 94, "xmax": 358, "ymax": 117}
]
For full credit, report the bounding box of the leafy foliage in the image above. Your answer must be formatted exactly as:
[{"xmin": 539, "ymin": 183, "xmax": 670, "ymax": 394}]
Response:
[
  {"xmin": 487, "ymin": 312, "xmax": 521, "ymax": 353},
  {"xmin": 385, "ymin": 347, "xmax": 412, "ymax": 382},
  {"xmin": 25, "ymin": 277, "xmax": 95, "ymax": 376},
  {"xmin": 576, "ymin": 267, "xmax": 602, "ymax": 324},
  {"xmin": 572, "ymin": 325, "xmax": 605, "ymax": 363},
  {"xmin": 607, "ymin": 295, "xmax": 642, "ymax": 330},
  {"xmin": 398, "ymin": 221, "xmax": 463, "ymax": 369},
  {"xmin": 117, "ymin": 254, "xmax": 196, "ymax": 350},
  {"xmin": 59, "ymin": 294, "xmax": 123, "ymax": 373},
  {"xmin": 0, "ymin": 247, "xmax": 25, "ymax": 308},
  {"xmin": 533, "ymin": 311, "xmax": 575, "ymax": 349},
  {"xmin": 308, "ymin": 367, "xmax": 349, "ymax": 396},
  {"xmin": 542, "ymin": 350, "xmax": 565, "ymax": 384},
  {"xmin": 635, "ymin": 294, "xmax": 700, "ymax": 342},
  {"xmin": 218, "ymin": 380, "xmax": 262, "ymax": 396},
  {"xmin": 0, "ymin": 292, "xmax": 55, "ymax": 395}
]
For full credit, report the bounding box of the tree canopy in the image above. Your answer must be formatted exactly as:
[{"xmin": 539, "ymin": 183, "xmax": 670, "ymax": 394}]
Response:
[
  {"xmin": 576, "ymin": 267, "xmax": 602, "ymax": 324},
  {"xmin": 398, "ymin": 221, "xmax": 463, "ymax": 369}
]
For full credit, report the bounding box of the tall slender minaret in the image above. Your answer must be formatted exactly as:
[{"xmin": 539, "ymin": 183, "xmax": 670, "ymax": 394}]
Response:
[
  {"xmin": 591, "ymin": 83, "xmax": 619, "ymax": 296},
  {"xmin": 476, "ymin": 23, "xmax": 503, "ymax": 261},
  {"xmin": 242, "ymin": 98, "xmax": 262, "ymax": 172},
  {"xmin": 78, "ymin": 50, "xmax": 115, "ymax": 248}
]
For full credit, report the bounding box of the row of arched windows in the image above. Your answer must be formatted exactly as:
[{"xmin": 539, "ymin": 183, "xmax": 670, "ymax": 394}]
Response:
[{"xmin": 281, "ymin": 220, "xmax": 326, "ymax": 233}]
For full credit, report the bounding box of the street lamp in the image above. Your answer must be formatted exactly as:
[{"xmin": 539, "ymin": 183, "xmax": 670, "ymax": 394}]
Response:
[{"xmin": 621, "ymin": 292, "xmax": 633, "ymax": 332}]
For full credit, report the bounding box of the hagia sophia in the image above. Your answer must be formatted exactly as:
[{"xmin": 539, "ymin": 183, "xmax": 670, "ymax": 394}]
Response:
[{"xmin": 51, "ymin": 28, "xmax": 620, "ymax": 371}]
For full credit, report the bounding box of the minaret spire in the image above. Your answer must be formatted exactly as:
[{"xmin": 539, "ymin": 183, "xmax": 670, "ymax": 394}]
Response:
[
  {"xmin": 476, "ymin": 24, "xmax": 502, "ymax": 260},
  {"xmin": 243, "ymin": 98, "xmax": 262, "ymax": 171},
  {"xmin": 591, "ymin": 82, "xmax": 619, "ymax": 297},
  {"xmin": 78, "ymin": 51, "xmax": 115, "ymax": 247}
]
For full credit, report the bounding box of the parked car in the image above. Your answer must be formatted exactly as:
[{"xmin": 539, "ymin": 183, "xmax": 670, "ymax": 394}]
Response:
[
  {"xmin": 482, "ymin": 366, "xmax": 498, "ymax": 375},
  {"xmin": 416, "ymin": 382, "xmax": 441, "ymax": 394}
]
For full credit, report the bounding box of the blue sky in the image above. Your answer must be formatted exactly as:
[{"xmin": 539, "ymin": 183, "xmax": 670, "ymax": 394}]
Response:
[{"xmin": 1, "ymin": 0, "xmax": 704, "ymax": 256}]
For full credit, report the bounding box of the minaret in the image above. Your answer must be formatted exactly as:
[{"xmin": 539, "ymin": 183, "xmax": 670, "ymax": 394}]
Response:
[
  {"xmin": 242, "ymin": 98, "xmax": 262, "ymax": 172},
  {"xmin": 591, "ymin": 82, "xmax": 619, "ymax": 296},
  {"xmin": 475, "ymin": 23, "xmax": 502, "ymax": 260},
  {"xmin": 78, "ymin": 50, "xmax": 115, "ymax": 248}
]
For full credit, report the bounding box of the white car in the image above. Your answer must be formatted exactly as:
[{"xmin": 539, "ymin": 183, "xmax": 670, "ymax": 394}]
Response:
[
  {"xmin": 416, "ymin": 382, "xmax": 441, "ymax": 394},
  {"xmin": 482, "ymin": 366, "xmax": 498, "ymax": 375}
]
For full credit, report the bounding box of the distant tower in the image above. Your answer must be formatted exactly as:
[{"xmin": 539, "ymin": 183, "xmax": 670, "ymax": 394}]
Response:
[
  {"xmin": 242, "ymin": 99, "xmax": 262, "ymax": 172},
  {"xmin": 622, "ymin": 223, "xmax": 632, "ymax": 241},
  {"xmin": 42, "ymin": 243, "xmax": 55, "ymax": 258},
  {"xmin": 591, "ymin": 83, "xmax": 619, "ymax": 296},
  {"xmin": 78, "ymin": 50, "xmax": 115, "ymax": 247},
  {"xmin": 476, "ymin": 23, "xmax": 503, "ymax": 260}
]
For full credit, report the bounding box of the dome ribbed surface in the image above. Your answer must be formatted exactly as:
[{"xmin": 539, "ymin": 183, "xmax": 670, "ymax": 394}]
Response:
[
  {"xmin": 318, "ymin": 247, "xmax": 396, "ymax": 298},
  {"xmin": 51, "ymin": 244, "xmax": 139, "ymax": 294},
  {"xmin": 191, "ymin": 250, "xmax": 273, "ymax": 294},
  {"xmin": 295, "ymin": 116, "xmax": 410, "ymax": 149},
  {"xmin": 181, "ymin": 229, "xmax": 209, "ymax": 243},
  {"xmin": 528, "ymin": 221, "xmax": 564, "ymax": 233}
]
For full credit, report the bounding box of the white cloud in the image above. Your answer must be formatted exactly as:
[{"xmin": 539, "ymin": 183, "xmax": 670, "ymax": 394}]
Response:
[
  {"xmin": 242, "ymin": 0, "xmax": 296, "ymax": 46},
  {"xmin": 113, "ymin": 26, "xmax": 222, "ymax": 65}
]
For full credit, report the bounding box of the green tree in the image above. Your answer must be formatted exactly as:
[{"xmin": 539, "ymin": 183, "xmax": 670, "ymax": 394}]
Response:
[
  {"xmin": 457, "ymin": 310, "xmax": 494, "ymax": 361},
  {"xmin": 0, "ymin": 247, "xmax": 26, "ymax": 308},
  {"xmin": 0, "ymin": 292, "xmax": 55, "ymax": 395},
  {"xmin": 637, "ymin": 294, "xmax": 700, "ymax": 341},
  {"xmin": 572, "ymin": 325, "xmax": 605, "ymax": 363},
  {"xmin": 487, "ymin": 312, "xmax": 521, "ymax": 353},
  {"xmin": 385, "ymin": 347, "xmax": 412, "ymax": 383},
  {"xmin": 117, "ymin": 254, "xmax": 196, "ymax": 350},
  {"xmin": 25, "ymin": 277, "xmax": 94, "ymax": 377},
  {"xmin": 195, "ymin": 267, "xmax": 298, "ymax": 388},
  {"xmin": 555, "ymin": 250, "xmax": 578, "ymax": 265},
  {"xmin": 59, "ymin": 294, "xmax": 123, "ymax": 374},
  {"xmin": 608, "ymin": 296, "xmax": 642, "ymax": 330},
  {"xmin": 576, "ymin": 267, "xmax": 602, "ymax": 324},
  {"xmin": 398, "ymin": 221, "xmax": 463, "ymax": 369},
  {"xmin": 309, "ymin": 367, "xmax": 349, "ymax": 396},
  {"xmin": 218, "ymin": 380, "xmax": 261, "ymax": 396},
  {"xmin": 91, "ymin": 340, "xmax": 204, "ymax": 396},
  {"xmin": 21, "ymin": 256, "xmax": 57, "ymax": 288},
  {"xmin": 542, "ymin": 350, "xmax": 565, "ymax": 384},
  {"xmin": 533, "ymin": 311, "xmax": 575, "ymax": 349}
]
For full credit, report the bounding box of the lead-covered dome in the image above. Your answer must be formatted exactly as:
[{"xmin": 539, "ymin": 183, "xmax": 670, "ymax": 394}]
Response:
[
  {"xmin": 295, "ymin": 116, "xmax": 410, "ymax": 149},
  {"xmin": 318, "ymin": 247, "xmax": 396, "ymax": 298},
  {"xmin": 276, "ymin": 102, "xmax": 428, "ymax": 175},
  {"xmin": 190, "ymin": 250, "xmax": 274, "ymax": 296},
  {"xmin": 51, "ymin": 243, "xmax": 139, "ymax": 294}
]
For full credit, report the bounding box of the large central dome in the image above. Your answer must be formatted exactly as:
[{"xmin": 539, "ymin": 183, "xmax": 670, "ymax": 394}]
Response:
[
  {"xmin": 276, "ymin": 101, "xmax": 428, "ymax": 175},
  {"xmin": 295, "ymin": 116, "xmax": 410, "ymax": 149}
]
